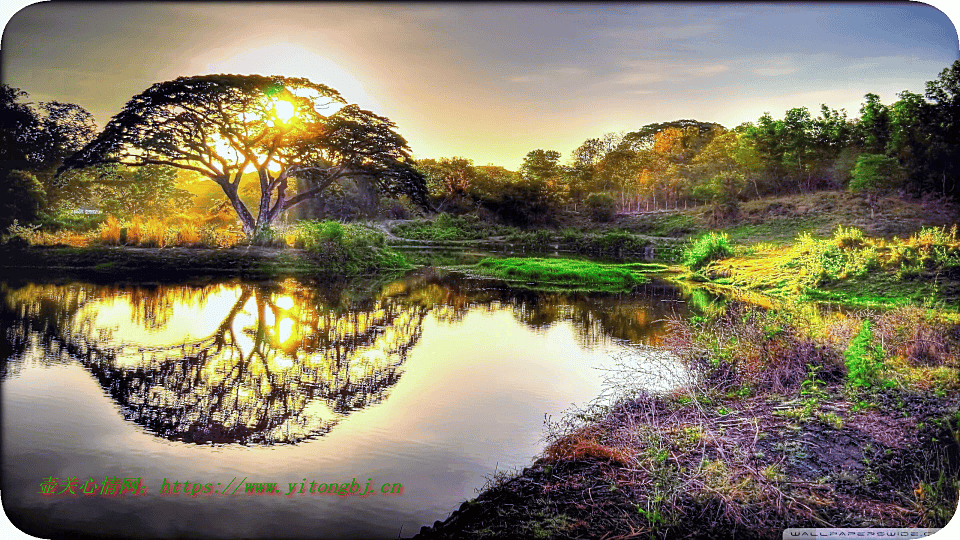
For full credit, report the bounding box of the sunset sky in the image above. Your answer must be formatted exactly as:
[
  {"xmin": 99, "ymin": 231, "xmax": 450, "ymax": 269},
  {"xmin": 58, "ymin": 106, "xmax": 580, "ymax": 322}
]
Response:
[{"xmin": 1, "ymin": 2, "xmax": 958, "ymax": 170}]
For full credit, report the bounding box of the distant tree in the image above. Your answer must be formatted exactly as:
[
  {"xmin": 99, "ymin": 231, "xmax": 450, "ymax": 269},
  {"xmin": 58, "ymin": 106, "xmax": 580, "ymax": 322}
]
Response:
[
  {"xmin": 416, "ymin": 157, "xmax": 478, "ymax": 211},
  {"xmin": 520, "ymin": 149, "xmax": 562, "ymax": 184},
  {"xmin": 0, "ymin": 170, "xmax": 45, "ymax": 229},
  {"xmin": 854, "ymin": 93, "xmax": 891, "ymax": 155},
  {"xmin": 849, "ymin": 153, "xmax": 905, "ymax": 217},
  {"xmin": 921, "ymin": 60, "xmax": 960, "ymax": 198},
  {"xmin": 810, "ymin": 105, "xmax": 853, "ymax": 188},
  {"xmin": 0, "ymin": 85, "xmax": 100, "ymax": 224},
  {"xmin": 480, "ymin": 149, "xmax": 563, "ymax": 225},
  {"xmin": 63, "ymin": 74, "xmax": 428, "ymax": 239},
  {"xmin": 692, "ymin": 170, "xmax": 745, "ymax": 224},
  {"xmin": 90, "ymin": 165, "xmax": 195, "ymax": 219}
]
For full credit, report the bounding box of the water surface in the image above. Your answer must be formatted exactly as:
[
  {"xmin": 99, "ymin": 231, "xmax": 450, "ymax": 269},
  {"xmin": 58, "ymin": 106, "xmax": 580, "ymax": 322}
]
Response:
[{"xmin": 1, "ymin": 271, "xmax": 695, "ymax": 538}]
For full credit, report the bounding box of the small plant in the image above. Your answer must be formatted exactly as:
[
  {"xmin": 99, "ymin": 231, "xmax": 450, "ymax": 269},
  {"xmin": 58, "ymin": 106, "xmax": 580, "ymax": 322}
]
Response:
[
  {"xmin": 99, "ymin": 216, "xmax": 122, "ymax": 245},
  {"xmin": 844, "ymin": 321, "xmax": 886, "ymax": 390},
  {"xmin": 682, "ymin": 232, "xmax": 732, "ymax": 271},
  {"xmin": 817, "ymin": 411, "xmax": 844, "ymax": 429},
  {"xmin": 761, "ymin": 464, "xmax": 786, "ymax": 482}
]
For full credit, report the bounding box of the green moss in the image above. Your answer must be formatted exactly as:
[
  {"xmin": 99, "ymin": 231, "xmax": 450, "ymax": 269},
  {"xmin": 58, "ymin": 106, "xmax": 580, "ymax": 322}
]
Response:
[{"xmin": 468, "ymin": 257, "xmax": 655, "ymax": 292}]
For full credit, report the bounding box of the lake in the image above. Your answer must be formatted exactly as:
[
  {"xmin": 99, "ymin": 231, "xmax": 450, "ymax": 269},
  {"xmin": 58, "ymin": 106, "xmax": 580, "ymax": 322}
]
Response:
[{"xmin": 1, "ymin": 270, "xmax": 698, "ymax": 539}]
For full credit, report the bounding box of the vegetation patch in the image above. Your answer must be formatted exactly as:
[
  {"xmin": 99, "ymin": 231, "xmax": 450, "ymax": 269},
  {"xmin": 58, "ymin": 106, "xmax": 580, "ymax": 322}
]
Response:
[
  {"xmin": 682, "ymin": 231, "xmax": 733, "ymax": 271},
  {"xmin": 416, "ymin": 298, "xmax": 960, "ymax": 539},
  {"xmin": 391, "ymin": 214, "xmax": 511, "ymax": 242},
  {"xmin": 289, "ymin": 220, "xmax": 411, "ymax": 275},
  {"xmin": 706, "ymin": 226, "xmax": 960, "ymax": 307},
  {"xmin": 467, "ymin": 257, "xmax": 657, "ymax": 292}
]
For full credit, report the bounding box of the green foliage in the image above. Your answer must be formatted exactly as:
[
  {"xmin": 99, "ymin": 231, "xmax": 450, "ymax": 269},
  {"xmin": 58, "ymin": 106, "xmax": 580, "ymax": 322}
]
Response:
[
  {"xmin": 585, "ymin": 192, "xmax": 617, "ymax": 222},
  {"xmin": 849, "ymin": 153, "xmax": 904, "ymax": 194},
  {"xmin": 784, "ymin": 226, "xmax": 960, "ymax": 292},
  {"xmin": 0, "ymin": 170, "xmax": 46, "ymax": 229},
  {"xmin": 92, "ymin": 164, "xmax": 195, "ymax": 219},
  {"xmin": 291, "ymin": 220, "xmax": 409, "ymax": 275},
  {"xmin": 844, "ymin": 321, "xmax": 886, "ymax": 389},
  {"xmin": 472, "ymin": 257, "xmax": 648, "ymax": 291},
  {"xmin": 682, "ymin": 232, "xmax": 733, "ymax": 270},
  {"xmin": 392, "ymin": 213, "xmax": 509, "ymax": 241}
]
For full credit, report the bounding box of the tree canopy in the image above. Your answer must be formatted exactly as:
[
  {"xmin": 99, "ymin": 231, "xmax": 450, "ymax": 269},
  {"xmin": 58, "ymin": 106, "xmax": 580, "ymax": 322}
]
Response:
[{"xmin": 63, "ymin": 74, "xmax": 427, "ymax": 236}]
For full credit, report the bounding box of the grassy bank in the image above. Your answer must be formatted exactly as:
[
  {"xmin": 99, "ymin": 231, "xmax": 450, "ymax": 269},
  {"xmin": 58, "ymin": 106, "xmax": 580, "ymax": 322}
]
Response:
[
  {"xmin": 0, "ymin": 221, "xmax": 410, "ymax": 281},
  {"xmin": 700, "ymin": 225, "xmax": 960, "ymax": 309},
  {"xmin": 415, "ymin": 300, "xmax": 960, "ymax": 539},
  {"xmin": 460, "ymin": 257, "xmax": 669, "ymax": 292},
  {"xmin": 414, "ymin": 200, "xmax": 960, "ymax": 538}
]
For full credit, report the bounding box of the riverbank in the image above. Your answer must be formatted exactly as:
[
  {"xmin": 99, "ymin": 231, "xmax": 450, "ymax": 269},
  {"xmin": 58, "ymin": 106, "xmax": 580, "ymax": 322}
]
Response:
[
  {"xmin": 0, "ymin": 244, "xmax": 384, "ymax": 283},
  {"xmin": 415, "ymin": 388, "xmax": 960, "ymax": 539},
  {"xmin": 409, "ymin": 202, "xmax": 960, "ymax": 538},
  {"xmin": 413, "ymin": 299, "xmax": 960, "ymax": 539}
]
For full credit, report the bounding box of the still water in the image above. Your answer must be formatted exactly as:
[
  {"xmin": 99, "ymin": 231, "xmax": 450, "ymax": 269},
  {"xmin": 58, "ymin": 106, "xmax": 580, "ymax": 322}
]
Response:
[{"xmin": 1, "ymin": 270, "xmax": 694, "ymax": 539}]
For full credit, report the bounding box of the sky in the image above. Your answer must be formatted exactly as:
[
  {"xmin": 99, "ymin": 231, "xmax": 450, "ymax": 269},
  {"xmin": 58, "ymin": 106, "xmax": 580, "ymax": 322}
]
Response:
[{"xmin": 1, "ymin": 1, "xmax": 958, "ymax": 171}]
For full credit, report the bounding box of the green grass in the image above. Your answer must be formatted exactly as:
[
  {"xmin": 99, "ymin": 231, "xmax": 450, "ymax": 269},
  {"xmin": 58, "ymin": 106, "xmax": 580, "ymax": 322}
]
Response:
[
  {"xmin": 291, "ymin": 220, "xmax": 411, "ymax": 275},
  {"xmin": 725, "ymin": 216, "xmax": 828, "ymax": 246},
  {"xmin": 391, "ymin": 214, "xmax": 511, "ymax": 241},
  {"xmin": 468, "ymin": 257, "xmax": 660, "ymax": 292},
  {"xmin": 682, "ymin": 232, "xmax": 733, "ymax": 271}
]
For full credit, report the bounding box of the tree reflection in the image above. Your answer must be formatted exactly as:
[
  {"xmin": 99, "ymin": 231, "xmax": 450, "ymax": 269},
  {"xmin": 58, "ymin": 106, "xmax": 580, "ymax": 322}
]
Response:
[
  {"xmin": 1, "ymin": 272, "xmax": 693, "ymax": 445},
  {"xmin": 1, "ymin": 280, "xmax": 426, "ymax": 445}
]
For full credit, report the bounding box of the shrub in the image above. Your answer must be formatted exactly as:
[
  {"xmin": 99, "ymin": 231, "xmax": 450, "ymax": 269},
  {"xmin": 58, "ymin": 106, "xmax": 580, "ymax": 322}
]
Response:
[
  {"xmin": 100, "ymin": 216, "xmax": 122, "ymax": 245},
  {"xmin": 682, "ymin": 232, "xmax": 733, "ymax": 271},
  {"xmin": 291, "ymin": 220, "xmax": 408, "ymax": 274},
  {"xmin": 585, "ymin": 192, "xmax": 617, "ymax": 222}
]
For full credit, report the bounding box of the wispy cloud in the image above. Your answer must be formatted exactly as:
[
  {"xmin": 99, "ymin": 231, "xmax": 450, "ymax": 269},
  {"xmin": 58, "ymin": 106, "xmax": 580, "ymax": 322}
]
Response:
[
  {"xmin": 603, "ymin": 24, "xmax": 715, "ymax": 41},
  {"xmin": 614, "ymin": 61, "xmax": 729, "ymax": 86},
  {"xmin": 510, "ymin": 66, "xmax": 587, "ymax": 83},
  {"xmin": 553, "ymin": 67, "xmax": 587, "ymax": 76}
]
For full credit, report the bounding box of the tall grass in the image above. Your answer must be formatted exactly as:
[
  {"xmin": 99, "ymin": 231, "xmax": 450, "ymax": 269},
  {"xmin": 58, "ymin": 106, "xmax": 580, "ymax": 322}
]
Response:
[
  {"xmin": 92, "ymin": 215, "xmax": 244, "ymax": 248},
  {"xmin": 682, "ymin": 232, "xmax": 733, "ymax": 271},
  {"xmin": 786, "ymin": 225, "xmax": 960, "ymax": 288}
]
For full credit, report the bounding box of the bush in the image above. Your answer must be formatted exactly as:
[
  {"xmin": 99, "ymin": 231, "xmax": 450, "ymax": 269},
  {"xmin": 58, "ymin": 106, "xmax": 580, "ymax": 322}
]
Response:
[
  {"xmin": 682, "ymin": 232, "xmax": 733, "ymax": 270},
  {"xmin": 290, "ymin": 220, "xmax": 408, "ymax": 274},
  {"xmin": 585, "ymin": 193, "xmax": 617, "ymax": 222},
  {"xmin": 664, "ymin": 304, "xmax": 843, "ymax": 395},
  {"xmin": 380, "ymin": 195, "xmax": 418, "ymax": 219}
]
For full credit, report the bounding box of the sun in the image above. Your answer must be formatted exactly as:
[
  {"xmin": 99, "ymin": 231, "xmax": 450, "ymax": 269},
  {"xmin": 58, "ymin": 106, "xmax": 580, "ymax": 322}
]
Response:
[
  {"xmin": 201, "ymin": 43, "xmax": 383, "ymax": 114},
  {"xmin": 272, "ymin": 99, "xmax": 296, "ymax": 123}
]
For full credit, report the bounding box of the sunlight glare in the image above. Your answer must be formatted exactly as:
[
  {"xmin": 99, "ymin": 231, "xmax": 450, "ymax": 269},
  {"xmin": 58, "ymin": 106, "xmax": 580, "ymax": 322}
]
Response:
[
  {"xmin": 273, "ymin": 99, "xmax": 296, "ymax": 123},
  {"xmin": 203, "ymin": 43, "xmax": 381, "ymax": 113}
]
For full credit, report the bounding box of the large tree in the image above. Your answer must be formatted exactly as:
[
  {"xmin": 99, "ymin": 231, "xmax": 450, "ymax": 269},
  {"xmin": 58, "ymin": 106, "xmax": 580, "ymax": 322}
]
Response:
[{"xmin": 63, "ymin": 74, "xmax": 427, "ymax": 237}]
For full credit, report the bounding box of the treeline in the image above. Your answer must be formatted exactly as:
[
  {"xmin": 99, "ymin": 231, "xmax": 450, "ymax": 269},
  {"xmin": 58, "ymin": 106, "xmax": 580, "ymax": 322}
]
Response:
[
  {"xmin": 2, "ymin": 61, "xmax": 958, "ymax": 231},
  {"xmin": 0, "ymin": 85, "xmax": 196, "ymax": 231},
  {"xmin": 417, "ymin": 60, "xmax": 960, "ymax": 224}
]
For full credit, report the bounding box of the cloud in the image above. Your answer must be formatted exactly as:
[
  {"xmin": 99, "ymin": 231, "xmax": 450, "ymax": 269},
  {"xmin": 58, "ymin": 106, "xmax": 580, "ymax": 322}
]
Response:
[
  {"xmin": 603, "ymin": 24, "xmax": 715, "ymax": 41},
  {"xmin": 614, "ymin": 61, "xmax": 729, "ymax": 86},
  {"xmin": 755, "ymin": 67, "xmax": 796, "ymax": 76},
  {"xmin": 553, "ymin": 67, "xmax": 587, "ymax": 76},
  {"xmin": 510, "ymin": 75, "xmax": 542, "ymax": 83},
  {"xmin": 752, "ymin": 56, "xmax": 797, "ymax": 77}
]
